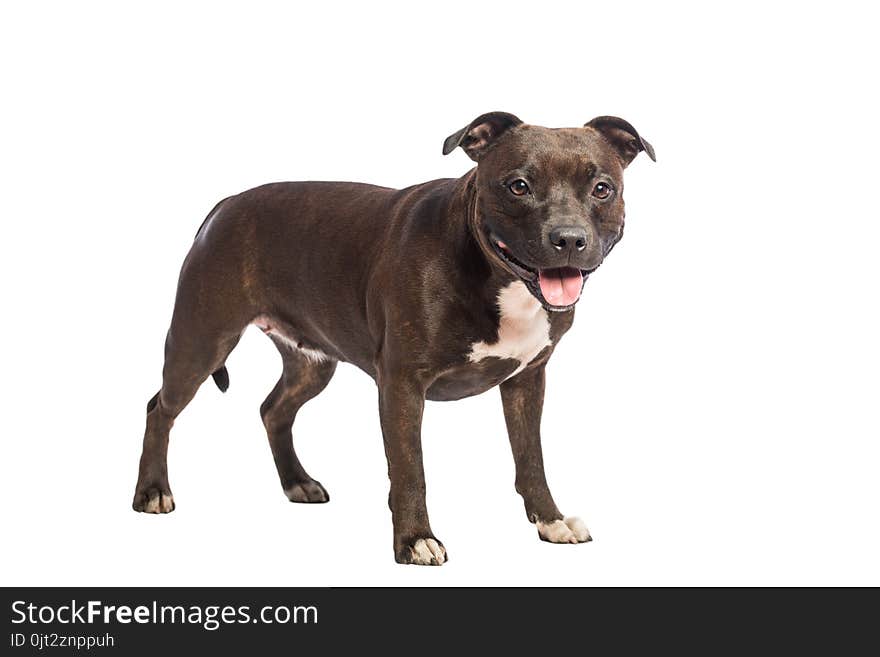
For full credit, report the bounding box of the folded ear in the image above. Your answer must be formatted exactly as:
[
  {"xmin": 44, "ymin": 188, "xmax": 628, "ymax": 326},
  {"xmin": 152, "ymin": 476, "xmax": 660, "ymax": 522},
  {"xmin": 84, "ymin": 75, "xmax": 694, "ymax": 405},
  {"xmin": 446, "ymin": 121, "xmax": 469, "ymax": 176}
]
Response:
[
  {"xmin": 442, "ymin": 111, "xmax": 523, "ymax": 161},
  {"xmin": 585, "ymin": 116, "xmax": 656, "ymax": 165}
]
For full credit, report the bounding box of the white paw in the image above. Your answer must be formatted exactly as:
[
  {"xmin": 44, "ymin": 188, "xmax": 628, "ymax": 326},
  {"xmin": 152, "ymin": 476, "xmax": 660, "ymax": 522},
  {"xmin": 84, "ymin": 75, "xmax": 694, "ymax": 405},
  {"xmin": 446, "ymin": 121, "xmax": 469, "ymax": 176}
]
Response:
[
  {"xmin": 410, "ymin": 538, "xmax": 447, "ymax": 565},
  {"xmin": 536, "ymin": 516, "xmax": 592, "ymax": 544},
  {"xmin": 135, "ymin": 491, "xmax": 174, "ymax": 514}
]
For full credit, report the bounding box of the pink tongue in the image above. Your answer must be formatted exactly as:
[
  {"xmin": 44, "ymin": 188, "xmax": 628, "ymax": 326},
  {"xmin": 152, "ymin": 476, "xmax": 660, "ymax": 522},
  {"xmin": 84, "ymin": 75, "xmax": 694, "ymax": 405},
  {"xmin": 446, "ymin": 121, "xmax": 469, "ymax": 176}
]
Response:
[{"xmin": 538, "ymin": 267, "xmax": 584, "ymax": 306}]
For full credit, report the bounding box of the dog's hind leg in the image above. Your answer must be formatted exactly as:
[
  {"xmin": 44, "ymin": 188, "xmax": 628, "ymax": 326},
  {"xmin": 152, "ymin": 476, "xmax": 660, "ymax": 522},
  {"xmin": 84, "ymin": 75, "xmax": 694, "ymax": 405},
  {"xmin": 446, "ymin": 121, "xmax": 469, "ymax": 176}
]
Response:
[
  {"xmin": 260, "ymin": 336, "xmax": 337, "ymax": 503},
  {"xmin": 133, "ymin": 325, "xmax": 242, "ymax": 513}
]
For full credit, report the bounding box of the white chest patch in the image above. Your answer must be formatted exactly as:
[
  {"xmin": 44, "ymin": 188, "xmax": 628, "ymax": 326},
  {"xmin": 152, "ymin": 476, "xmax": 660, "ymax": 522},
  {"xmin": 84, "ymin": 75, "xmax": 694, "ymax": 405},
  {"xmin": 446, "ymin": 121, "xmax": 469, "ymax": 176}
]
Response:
[{"xmin": 468, "ymin": 281, "xmax": 552, "ymax": 378}]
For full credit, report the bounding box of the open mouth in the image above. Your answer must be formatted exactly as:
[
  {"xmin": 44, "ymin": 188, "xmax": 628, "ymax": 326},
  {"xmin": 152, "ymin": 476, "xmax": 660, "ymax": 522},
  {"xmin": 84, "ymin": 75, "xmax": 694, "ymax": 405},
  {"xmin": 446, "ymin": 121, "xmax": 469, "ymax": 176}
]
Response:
[{"xmin": 490, "ymin": 237, "xmax": 594, "ymax": 311}]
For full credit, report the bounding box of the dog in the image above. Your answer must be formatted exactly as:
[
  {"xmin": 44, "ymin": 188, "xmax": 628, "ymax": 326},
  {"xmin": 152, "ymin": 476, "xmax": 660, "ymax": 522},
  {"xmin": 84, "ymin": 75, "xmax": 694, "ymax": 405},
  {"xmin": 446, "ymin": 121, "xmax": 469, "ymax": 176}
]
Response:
[{"xmin": 133, "ymin": 111, "xmax": 655, "ymax": 565}]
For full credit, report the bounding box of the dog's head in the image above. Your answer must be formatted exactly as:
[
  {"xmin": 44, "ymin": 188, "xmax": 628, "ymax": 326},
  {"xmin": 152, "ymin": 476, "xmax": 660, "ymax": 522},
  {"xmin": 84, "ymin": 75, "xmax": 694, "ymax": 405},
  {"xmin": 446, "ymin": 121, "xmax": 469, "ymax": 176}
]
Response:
[{"xmin": 444, "ymin": 112, "xmax": 655, "ymax": 311}]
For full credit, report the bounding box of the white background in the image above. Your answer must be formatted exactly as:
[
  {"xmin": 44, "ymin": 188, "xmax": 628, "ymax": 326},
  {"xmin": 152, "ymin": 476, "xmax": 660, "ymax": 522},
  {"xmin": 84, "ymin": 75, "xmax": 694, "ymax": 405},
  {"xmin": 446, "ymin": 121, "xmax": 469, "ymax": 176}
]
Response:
[{"xmin": 1, "ymin": 1, "xmax": 878, "ymax": 586}]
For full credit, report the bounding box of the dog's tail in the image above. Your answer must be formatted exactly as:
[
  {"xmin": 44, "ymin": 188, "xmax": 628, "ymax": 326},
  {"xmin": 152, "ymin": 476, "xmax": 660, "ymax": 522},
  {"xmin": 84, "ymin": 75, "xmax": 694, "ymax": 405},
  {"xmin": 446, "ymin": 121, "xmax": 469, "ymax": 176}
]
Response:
[{"xmin": 211, "ymin": 366, "xmax": 230, "ymax": 392}]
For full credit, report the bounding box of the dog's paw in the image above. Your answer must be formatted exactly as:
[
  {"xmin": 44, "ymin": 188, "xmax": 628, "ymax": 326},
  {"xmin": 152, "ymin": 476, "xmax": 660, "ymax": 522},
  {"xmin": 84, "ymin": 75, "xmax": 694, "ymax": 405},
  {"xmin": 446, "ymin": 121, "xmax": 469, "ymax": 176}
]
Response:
[
  {"xmin": 396, "ymin": 538, "xmax": 447, "ymax": 566},
  {"xmin": 537, "ymin": 516, "xmax": 591, "ymax": 543},
  {"xmin": 284, "ymin": 479, "xmax": 329, "ymax": 503},
  {"xmin": 132, "ymin": 488, "xmax": 175, "ymax": 514}
]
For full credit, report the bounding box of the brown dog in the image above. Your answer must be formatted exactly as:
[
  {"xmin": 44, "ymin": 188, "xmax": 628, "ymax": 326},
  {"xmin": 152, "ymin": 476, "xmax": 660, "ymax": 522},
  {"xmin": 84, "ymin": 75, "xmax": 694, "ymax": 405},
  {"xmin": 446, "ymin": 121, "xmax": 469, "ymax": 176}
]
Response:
[{"xmin": 133, "ymin": 112, "xmax": 654, "ymax": 565}]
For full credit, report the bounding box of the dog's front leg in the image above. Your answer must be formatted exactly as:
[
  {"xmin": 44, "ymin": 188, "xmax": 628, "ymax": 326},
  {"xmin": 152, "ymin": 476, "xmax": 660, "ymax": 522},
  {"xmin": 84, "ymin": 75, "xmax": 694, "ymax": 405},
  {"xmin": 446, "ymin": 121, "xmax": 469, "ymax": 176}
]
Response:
[
  {"xmin": 500, "ymin": 364, "xmax": 592, "ymax": 544},
  {"xmin": 377, "ymin": 370, "xmax": 447, "ymax": 565}
]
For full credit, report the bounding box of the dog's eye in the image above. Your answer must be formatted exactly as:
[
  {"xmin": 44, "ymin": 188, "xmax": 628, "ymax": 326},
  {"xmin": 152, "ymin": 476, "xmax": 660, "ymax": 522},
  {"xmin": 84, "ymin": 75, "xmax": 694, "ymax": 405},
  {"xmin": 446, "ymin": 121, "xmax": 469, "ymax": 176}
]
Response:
[
  {"xmin": 508, "ymin": 179, "xmax": 530, "ymax": 196},
  {"xmin": 592, "ymin": 182, "xmax": 613, "ymax": 200}
]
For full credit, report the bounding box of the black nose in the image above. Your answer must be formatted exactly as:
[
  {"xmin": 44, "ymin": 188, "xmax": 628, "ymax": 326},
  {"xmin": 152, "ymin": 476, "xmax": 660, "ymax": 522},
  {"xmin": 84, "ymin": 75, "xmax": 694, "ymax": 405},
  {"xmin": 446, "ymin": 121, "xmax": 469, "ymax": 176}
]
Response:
[{"xmin": 549, "ymin": 225, "xmax": 588, "ymax": 252}]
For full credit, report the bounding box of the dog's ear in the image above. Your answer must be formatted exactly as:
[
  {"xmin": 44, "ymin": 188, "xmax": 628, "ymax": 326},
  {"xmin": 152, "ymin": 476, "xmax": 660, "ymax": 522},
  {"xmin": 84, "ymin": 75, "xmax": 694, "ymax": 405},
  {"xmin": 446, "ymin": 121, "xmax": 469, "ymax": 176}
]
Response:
[
  {"xmin": 585, "ymin": 116, "xmax": 656, "ymax": 165},
  {"xmin": 442, "ymin": 111, "xmax": 523, "ymax": 161}
]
